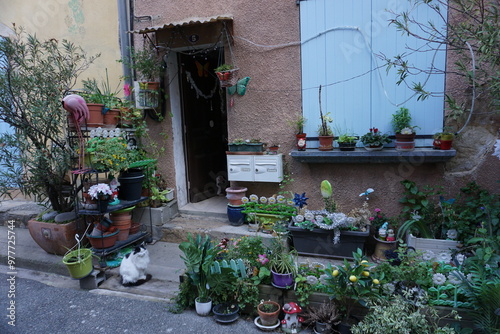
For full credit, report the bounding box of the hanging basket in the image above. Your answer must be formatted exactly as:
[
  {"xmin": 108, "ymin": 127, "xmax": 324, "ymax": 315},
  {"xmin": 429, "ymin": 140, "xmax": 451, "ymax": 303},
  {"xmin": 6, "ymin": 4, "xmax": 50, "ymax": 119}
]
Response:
[{"xmin": 216, "ymin": 68, "xmax": 239, "ymax": 87}]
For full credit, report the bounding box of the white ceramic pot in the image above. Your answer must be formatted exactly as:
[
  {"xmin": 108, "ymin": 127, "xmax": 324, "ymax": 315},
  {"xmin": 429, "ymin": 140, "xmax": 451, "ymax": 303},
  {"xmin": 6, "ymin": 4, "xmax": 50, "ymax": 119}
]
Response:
[{"xmin": 195, "ymin": 297, "xmax": 212, "ymax": 316}]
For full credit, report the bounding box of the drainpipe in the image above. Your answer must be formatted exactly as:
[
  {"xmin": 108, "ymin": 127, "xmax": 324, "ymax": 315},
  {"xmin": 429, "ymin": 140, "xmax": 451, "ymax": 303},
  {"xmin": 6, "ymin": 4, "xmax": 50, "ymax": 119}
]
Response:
[{"xmin": 117, "ymin": 0, "xmax": 133, "ymax": 87}]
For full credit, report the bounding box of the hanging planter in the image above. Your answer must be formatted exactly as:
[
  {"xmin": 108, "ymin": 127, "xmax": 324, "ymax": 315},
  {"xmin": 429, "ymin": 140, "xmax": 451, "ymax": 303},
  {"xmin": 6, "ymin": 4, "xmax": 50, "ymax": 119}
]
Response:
[
  {"xmin": 62, "ymin": 248, "xmax": 93, "ymax": 279},
  {"xmin": 134, "ymin": 81, "xmax": 160, "ymax": 109},
  {"xmin": 215, "ymin": 66, "xmax": 239, "ymax": 88}
]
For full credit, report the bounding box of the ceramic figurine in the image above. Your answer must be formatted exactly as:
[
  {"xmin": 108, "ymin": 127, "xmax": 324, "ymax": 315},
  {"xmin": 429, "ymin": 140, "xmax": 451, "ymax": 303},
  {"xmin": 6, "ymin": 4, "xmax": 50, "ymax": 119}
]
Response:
[{"xmin": 281, "ymin": 302, "xmax": 304, "ymax": 333}]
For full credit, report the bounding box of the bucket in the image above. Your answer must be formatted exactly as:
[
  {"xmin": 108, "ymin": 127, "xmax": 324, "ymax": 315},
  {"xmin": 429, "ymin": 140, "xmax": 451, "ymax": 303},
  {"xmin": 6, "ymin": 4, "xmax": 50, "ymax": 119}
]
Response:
[
  {"xmin": 62, "ymin": 248, "xmax": 93, "ymax": 279},
  {"xmin": 118, "ymin": 169, "xmax": 144, "ymax": 201}
]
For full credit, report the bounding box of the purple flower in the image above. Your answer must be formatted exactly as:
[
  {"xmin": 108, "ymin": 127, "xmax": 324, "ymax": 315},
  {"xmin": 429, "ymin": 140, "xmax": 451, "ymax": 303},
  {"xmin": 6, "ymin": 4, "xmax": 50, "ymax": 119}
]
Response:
[{"xmin": 257, "ymin": 254, "xmax": 269, "ymax": 265}]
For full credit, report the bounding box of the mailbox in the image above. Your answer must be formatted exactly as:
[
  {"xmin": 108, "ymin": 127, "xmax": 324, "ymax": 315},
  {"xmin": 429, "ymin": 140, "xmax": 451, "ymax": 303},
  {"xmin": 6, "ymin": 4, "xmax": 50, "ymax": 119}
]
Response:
[{"xmin": 227, "ymin": 154, "xmax": 283, "ymax": 182}]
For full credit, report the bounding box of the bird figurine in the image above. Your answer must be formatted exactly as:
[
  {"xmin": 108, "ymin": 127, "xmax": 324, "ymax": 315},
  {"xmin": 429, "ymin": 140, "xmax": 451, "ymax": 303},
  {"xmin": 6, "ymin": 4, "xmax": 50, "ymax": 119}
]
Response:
[{"xmin": 62, "ymin": 94, "xmax": 90, "ymax": 172}]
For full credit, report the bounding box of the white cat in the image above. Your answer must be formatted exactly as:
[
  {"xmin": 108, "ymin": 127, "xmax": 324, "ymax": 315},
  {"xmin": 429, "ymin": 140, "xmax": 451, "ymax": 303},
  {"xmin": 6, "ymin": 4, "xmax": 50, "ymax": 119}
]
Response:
[{"xmin": 119, "ymin": 244, "xmax": 151, "ymax": 286}]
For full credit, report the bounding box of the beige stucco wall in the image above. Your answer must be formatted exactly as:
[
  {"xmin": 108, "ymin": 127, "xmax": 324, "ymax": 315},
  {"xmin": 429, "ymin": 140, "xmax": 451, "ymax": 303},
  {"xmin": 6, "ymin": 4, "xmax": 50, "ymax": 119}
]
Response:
[
  {"xmin": 132, "ymin": 1, "xmax": 500, "ymax": 217},
  {"xmin": 0, "ymin": 0, "xmax": 123, "ymax": 92}
]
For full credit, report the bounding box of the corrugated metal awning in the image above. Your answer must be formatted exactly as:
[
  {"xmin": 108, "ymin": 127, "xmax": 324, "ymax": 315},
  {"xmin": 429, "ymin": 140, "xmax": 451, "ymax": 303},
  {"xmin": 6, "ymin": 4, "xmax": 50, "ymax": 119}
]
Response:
[{"xmin": 131, "ymin": 15, "xmax": 233, "ymax": 34}]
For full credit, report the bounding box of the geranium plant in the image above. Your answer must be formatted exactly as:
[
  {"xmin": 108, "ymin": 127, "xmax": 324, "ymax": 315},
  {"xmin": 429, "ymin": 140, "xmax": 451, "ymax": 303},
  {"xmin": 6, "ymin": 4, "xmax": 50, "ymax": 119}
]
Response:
[
  {"xmin": 360, "ymin": 128, "xmax": 391, "ymax": 147},
  {"xmin": 88, "ymin": 183, "xmax": 112, "ymax": 200}
]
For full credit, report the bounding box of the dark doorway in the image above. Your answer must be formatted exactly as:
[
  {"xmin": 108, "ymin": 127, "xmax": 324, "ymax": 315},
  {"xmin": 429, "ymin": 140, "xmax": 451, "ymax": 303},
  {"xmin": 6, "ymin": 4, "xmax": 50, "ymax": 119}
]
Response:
[{"xmin": 178, "ymin": 49, "xmax": 228, "ymax": 203}]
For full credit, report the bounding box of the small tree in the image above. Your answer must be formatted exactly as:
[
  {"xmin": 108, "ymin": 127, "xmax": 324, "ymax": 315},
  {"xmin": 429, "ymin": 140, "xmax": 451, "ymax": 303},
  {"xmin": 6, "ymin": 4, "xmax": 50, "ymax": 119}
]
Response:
[{"xmin": 0, "ymin": 27, "xmax": 98, "ymax": 212}]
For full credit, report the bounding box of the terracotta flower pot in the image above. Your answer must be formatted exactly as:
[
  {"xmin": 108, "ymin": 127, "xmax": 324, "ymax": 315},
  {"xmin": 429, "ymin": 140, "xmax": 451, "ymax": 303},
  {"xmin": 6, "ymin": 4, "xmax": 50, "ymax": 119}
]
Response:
[
  {"xmin": 257, "ymin": 301, "xmax": 281, "ymax": 326},
  {"xmin": 318, "ymin": 135, "xmax": 334, "ymax": 151}
]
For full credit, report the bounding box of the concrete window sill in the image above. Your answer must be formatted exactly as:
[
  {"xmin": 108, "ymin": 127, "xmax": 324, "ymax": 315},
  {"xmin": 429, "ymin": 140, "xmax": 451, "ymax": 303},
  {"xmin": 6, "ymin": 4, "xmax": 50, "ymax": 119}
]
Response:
[{"xmin": 290, "ymin": 148, "xmax": 456, "ymax": 164}]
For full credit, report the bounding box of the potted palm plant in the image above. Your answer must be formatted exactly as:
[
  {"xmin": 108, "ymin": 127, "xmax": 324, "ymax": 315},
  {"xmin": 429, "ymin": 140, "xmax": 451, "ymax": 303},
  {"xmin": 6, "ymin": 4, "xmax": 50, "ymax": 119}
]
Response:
[
  {"xmin": 0, "ymin": 28, "xmax": 97, "ymax": 255},
  {"xmin": 179, "ymin": 233, "xmax": 217, "ymax": 316}
]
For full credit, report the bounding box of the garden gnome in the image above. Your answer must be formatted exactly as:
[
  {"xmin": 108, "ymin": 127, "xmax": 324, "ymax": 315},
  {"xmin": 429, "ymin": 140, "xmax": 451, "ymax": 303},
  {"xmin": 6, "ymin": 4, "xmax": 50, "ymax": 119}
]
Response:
[
  {"xmin": 109, "ymin": 178, "xmax": 120, "ymax": 205},
  {"xmin": 378, "ymin": 222, "xmax": 388, "ymax": 240},
  {"xmin": 281, "ymin": 302, "xmax": 304, "ymax": 333},
  {"xmin": 386, "ymin": 228, "xmax": 396, "ymax": 241}
]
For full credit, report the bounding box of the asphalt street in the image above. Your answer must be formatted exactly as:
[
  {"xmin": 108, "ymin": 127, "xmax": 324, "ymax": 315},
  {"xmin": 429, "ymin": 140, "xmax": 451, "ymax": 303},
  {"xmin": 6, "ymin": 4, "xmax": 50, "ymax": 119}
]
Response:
[{"xmin": 0, "ymin": 268, "xmax": 295, "ymax": 334}]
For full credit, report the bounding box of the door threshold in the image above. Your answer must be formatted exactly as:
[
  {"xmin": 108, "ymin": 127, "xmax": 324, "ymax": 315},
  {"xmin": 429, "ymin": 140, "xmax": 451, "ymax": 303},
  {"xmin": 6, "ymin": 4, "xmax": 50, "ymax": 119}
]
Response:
[{"xmin": 179, "ymin": 196, "xmax": 228, "ymax": 218}]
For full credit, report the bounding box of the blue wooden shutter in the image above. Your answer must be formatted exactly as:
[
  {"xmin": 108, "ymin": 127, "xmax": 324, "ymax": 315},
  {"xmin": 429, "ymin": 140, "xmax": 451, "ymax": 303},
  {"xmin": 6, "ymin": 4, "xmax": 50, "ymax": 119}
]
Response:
[{"xmin": 300, "ymin": 0, "xmax": 447, "ymax": 146}]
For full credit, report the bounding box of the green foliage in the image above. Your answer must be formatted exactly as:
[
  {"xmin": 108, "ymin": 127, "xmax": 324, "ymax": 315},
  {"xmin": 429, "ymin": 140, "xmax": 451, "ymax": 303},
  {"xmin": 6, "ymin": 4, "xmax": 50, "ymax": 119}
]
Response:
[
  {"xmin": 289, "ymin": 115, "xmax": 307, "ymax": 134},
  {"xmin": 179, "ymin": 234, "xmax": 217, "ymax": 300},
  {"xmin": 120, "ymin": 46, "xmax": 163, "ymax": 81},
  {"xmin": 85, "ymin": 136, "xmax": 146, "ymax": 176},
  {"xmin": 80, "ymin": 69, "xmax": 121, "ymax": 108},
  {"xmin": 337, "ymin": 134, "xmax": 358, "ymax": 143},
  {"xmin": 214, "ymin": 64, "xmax": 234, "ymax": 72},
  {"xmin": 268, "ymin": 235, "xmax": 298, "ymax": 276},
  {"xmin": 456, "ymin": 259, "xmax": 500, "ymax": 333},
  {"xmin": 360, "ymin": 128, "xmax": 392, "ymax": 146},
  {"xmin": 0, "ymin": 27, "xmax": 98, "ymax": 212},
  {"xmin": 443, "ymin": 182, "xmax": 500, "ymax": 245},
  {"xmin": 322, "ymin": 248, "xmax": 384, "ymax": 320},
  {"xmin": 351, "ymin": 296, "xmax": 460, "ymax": 334},
  {"xmin": 391, "ymin": 107, "xmax": 413, "ymax": 134},
  {"xmin": 397, "ymin": 180, "xmax": 444, "ymax": 239}
]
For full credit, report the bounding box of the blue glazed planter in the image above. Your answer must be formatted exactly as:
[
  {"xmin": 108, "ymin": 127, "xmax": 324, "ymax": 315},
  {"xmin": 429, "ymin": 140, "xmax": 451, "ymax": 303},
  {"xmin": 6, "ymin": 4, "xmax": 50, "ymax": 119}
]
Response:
[{"xmin": 227, "ymin": 205, "xmax": 245, "ymax": 226}]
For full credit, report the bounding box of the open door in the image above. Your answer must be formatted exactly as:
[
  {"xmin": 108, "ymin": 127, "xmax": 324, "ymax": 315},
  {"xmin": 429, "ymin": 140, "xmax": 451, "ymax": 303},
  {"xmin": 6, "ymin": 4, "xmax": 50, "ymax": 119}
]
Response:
[{"xmin": 178, "ymin": 49, "xmax": 228, "ymax": 203}]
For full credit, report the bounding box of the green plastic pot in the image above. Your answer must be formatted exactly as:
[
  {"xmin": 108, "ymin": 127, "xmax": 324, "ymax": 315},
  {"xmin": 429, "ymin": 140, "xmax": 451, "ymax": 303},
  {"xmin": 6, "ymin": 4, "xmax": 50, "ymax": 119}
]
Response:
[{"xmin": 62, "ymin": 248, "xmax": 93, "ymax": 279}]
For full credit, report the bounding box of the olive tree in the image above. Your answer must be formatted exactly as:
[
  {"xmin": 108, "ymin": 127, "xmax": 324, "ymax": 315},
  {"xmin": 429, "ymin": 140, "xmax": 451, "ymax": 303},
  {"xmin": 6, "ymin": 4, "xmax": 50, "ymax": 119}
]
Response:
[{"xmin": 0, "ymin": 27, "xmax": 98, "ymax": 212}]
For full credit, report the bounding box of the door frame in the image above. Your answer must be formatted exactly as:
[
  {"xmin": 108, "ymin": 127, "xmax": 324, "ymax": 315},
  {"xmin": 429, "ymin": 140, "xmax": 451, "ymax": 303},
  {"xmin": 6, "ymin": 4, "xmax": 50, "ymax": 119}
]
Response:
[{"xmin": 166, "ymin": 43, "xmax": 225, "ymax": 208}]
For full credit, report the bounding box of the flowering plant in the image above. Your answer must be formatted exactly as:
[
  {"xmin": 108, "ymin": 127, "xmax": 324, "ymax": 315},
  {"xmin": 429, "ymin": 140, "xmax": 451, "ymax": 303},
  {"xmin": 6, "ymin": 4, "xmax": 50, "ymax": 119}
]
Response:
[
  {"xmin": 88, "ymin": 183, "xmax": 113, "ymax": 200},
  {"xmin": 369, "ymin": 208, "xmax": 390, "ymax": 231},
  {"xmin": 86, "ymin": 135, "xmax": 146, "ymax": 176},
  {"xmin": 322, "ymin": 249, "xmax": 384, "ymax": 321},
  {"xmin": 360, "ymin": 128, "xmax": 391, "ymax": 147}
]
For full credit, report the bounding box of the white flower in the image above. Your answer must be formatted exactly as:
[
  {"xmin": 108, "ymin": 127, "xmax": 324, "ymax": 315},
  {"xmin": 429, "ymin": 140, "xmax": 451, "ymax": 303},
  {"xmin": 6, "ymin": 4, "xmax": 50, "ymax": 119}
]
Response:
[
  {"xmin": 401, "ymin": 127, "xmax": 414, "ymax": 135},
  {"xmin": 249, "ymin": 194, "xmax": 258, "ymax": 202},
  {"xmin": 287, "ymin": 199, "xmax": 294, "ymax": 206},
  {"xmin": 436, "ymin": 252, "xmax": 452, "ymax": 263},
  {"xmin": 277, "ymin": 195, "xmax": 285, "ymax": 203},
  {"xmin": 88, "ymin": 183, "xmax": 112, "ymax": 199},
  {"xmin": 268, "ymin": 197, "xmax": 276, "ymax": 204},
  {"xmin": 446, "ymin": 229, "xmax": 458, "ymax": 239},
  {"xmin": 455, "ymin": 254, "xmax": 466, "ymax": 265},
  {"xmin": 306, "ymin": 276, "xmax": 318, "ymax": 285},
  {"xmin": 411, "ymin": 211, "xmax": 422, "ymax": 221},
  {"xmin": 241, "ymin": 196, "xmax": 249, "ymax": 204},
  {"xmin": 422, "ymin": 250, "xmax": 435, "ymax": 261},
  {"xmin": 319, "ymin": 274, "xmax": 329, "ymax": 285},
  {"xmin": 315, "ymin": 215, "xmax": 324, "ymax": 224},
  {"xmin": 259, "ymin": 196, "xmax": 267, "ymax": 204},
  {"xmin": 294, "ymin": 215, "xmax": 304, "ymax": 223},
  {"xmin": 304, "ymin": 212, "xmax": 314, "ymax": 221},
  {"xmin": 432, "ymin": 273, "xmax": 447, "ymax": 285},
  {"xmin": 447, "ymin": 271, "xmax": 462, "ymax": 285}
]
